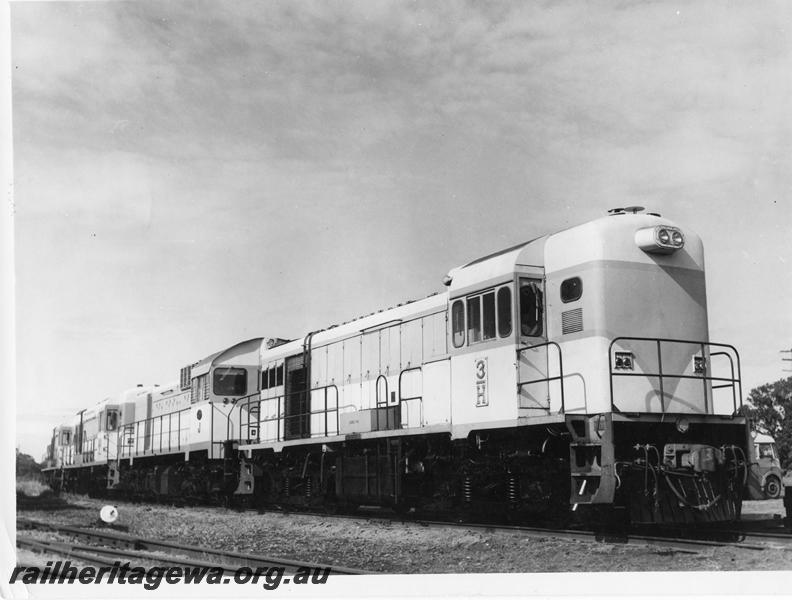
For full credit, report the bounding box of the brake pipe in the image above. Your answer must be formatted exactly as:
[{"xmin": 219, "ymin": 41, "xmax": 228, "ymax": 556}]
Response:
[{"xmin": 662, "ymin": 470, "xmax": 722, "ymax": 511}]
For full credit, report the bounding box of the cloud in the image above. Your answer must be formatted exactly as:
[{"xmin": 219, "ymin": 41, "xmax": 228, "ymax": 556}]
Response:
[{"xmin": 10, "ymin": 0, "xmax": 792, "ymax": 456}]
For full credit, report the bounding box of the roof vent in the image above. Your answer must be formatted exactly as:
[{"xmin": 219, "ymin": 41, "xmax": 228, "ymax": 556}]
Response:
[
  {"xmin": 647, "ymin": 212, "xmax": 661, "ymax": 217},
  {"xmin": 607, "ymin": 207, "xmax": 625, "ymax": 215}
]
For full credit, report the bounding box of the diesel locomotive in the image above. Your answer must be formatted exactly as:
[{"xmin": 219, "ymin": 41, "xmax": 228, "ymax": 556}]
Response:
[{"xmin": 42, "ymin": 208, "xmax": 749, "ymax": 525}]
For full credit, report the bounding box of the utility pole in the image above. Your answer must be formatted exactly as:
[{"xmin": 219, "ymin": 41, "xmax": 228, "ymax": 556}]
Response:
[{"xmin": 782, "ymin": 348, "xmax": 792, "ymax": 373}]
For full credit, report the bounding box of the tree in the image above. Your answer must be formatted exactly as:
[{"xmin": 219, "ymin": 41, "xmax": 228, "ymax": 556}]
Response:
[
  {"xmin": 740, "ymin": 376, "xmax": 792, "ymax": 470},
  {"xmin": 15, "ymin": 448, "xmax": 41, "ymax": 479}
]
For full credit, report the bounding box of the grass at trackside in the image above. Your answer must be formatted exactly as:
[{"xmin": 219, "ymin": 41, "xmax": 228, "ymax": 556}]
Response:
[{"xmin": 16, "ymin": 478, "xmax": 52, "ymax": 498}]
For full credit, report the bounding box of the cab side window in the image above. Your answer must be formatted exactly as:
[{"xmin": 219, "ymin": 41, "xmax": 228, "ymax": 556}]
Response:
[
  {"xmin": 467, "ymin": 296, "xmax": 482, "ymax": 343},
  {"xmin": 466, "ymin": 291, "xmax": 498, "ymax": 344},
  {"xmin": 451, "ymin": 300, "xmax": 465, "ymax": 348},
  {"xmin": 454, "ymin": 285, "xmax": 514, "ymax": 346},
  {"xmin": 497, "ymin": 286, "xmax": 512, "ymax": 337},
  {"xmin": 482, "ymin": 292, "xmax": 496, "ymax": 340},
  {"xmin": 758, "ymin": 443, "xmax": 775, "ymax": 459},
  {"xmin": 520, "ymin": 280, "xmax": 544, "ymax": 337}
]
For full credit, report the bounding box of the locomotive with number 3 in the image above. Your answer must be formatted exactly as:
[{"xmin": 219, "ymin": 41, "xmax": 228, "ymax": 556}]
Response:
[{"xmin": 43, "ymin": 208, "xmax": 750, "ymax": 525}]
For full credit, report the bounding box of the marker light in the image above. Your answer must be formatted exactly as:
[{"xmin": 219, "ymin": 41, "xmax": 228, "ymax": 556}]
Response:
[
  {"xmin": 614, "ymin": 351, "xmax": 634, "ymax": 370},
  {"xmin": 693, "ymin": 356, "xmax": 706, "ymax": 375},
  {"xmin": 634, "ymin": 226, "xmax": 685, "ymax": 254},
  {"xmin": 675, "ymin": 416, "xmax": 690, "ymax": 434}
]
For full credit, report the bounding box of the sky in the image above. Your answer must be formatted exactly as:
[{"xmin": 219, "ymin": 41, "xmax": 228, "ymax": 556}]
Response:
[{"xmin": 8, "ymin": 0, "xmax": 792, "ymax": 457}]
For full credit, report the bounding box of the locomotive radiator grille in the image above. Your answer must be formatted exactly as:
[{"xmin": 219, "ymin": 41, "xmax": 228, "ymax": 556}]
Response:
[{"xmin": 561, "ymin": 308, "xmax": 583, "ymax": 334}]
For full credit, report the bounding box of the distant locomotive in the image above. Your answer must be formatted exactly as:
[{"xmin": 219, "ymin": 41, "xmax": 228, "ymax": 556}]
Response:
[{"xmin": 42, "ymin": 208, "xmax": 750, "ymax": 525}]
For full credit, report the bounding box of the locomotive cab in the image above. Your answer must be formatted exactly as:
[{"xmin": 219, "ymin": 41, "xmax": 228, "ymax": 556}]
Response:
[{"xmin": 186, "ymin": 338, "xmax": 265, "ymax": 458}]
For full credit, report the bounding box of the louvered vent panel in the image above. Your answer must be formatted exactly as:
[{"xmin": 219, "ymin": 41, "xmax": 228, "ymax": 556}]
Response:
[
  {"xmin": 561, "ymin": 308, "xmax": 583, "ymax": 334},
  {"xmin": 179, "ymin": 365, "xmax": 192, "ymax": 390}
]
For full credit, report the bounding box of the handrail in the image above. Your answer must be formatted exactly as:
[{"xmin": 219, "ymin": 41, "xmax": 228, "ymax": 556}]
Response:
[
  {"xmin": 398, "ymin": 368, "xmax": 423, "ymax": 428},
  {"xmin": 375, "ymin": 375, "xmax": 398, "ymax": 430},
  {"xmin": 117, "ymin": 406, "xmax": 191, "ymax": 458},
  {"xmin": 608, "ymin": 337, "xmax": 743, "ymax": 416},
  {"xmin": 516, "ymin": 341, "xmax": 566, "ymax": 414},
  {"xmin": 398, "ymin": 366, "xmax": 423, "ymax": 402},
  {"xmin": 236, "ymin": 385, "xmax": 341, "ymax": 444}
]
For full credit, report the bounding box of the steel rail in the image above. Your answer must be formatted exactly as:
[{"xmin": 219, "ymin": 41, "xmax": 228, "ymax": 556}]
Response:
[
  {"xmin": 180, "ymin": 507, "xmax": 768, "ymax": 554},
  {"xmin": 18, "ymin": 535, "xmax": 274, "ymax": 572},
  {"xmin": 17, "ymin": 519, "xmax": 372, "ymax": 575},
  {"xmin": 294, "ymin": 508, "xmax": 790, "ymax": 552},
  {"xmin": 403, "ymin": 519, "xmax": 770, "ymax": 552},
  {"xmin": 682, "ymin": 526, "xmax": 792, "ymax": 547},
  {"xmin": 22, "ymin": 504, "xmax": 788, "ymax": 565},
  {"xmin": 18, "ymin": 536, "xmax": 127, "ymax": 568}
]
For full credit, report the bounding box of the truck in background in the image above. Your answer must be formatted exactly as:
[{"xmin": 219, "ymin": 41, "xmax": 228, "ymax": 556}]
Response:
[{"xmin": 746, "ymin": 432, "xmax": 784, "ymax": 500}]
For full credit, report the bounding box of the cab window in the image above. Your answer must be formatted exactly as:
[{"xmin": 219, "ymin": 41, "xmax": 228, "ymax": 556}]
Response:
[
  {"xmin": 520, "ymin": 280, "xmax": 544, "ymax": 337},
  {"xmin": 452, "ymin": 300, "xmax": 465, "ymax": 347},
  {"xmin": 497, "ymin": 286, "xmax": 512, "ymax": 337},
  {"xmin": 106, "ymin": 410, "xmax": 118, "ymax": 431},
  {"xmin": 757, "ymin": 443, "xmax": 776, "ymax": 460},
  {"xmin": 482, "ymin": 292, "xmax": 496, "ymax": 339},
  {"xmin": 467, "ymin": 296, "xmax": 481, "ymax": 343},
  {"xmin": 213, "ymin": 367, "xmax": 247, "ymax": 396},
  {"xmin": 466, "ymin": 291, "xmax": 497, "ymax": 344}
]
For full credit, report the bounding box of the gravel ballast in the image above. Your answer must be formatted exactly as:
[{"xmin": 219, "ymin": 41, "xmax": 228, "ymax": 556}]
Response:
[{"xmin": 16, "ymin": 496, "xmax": 792, "ymax": 573}]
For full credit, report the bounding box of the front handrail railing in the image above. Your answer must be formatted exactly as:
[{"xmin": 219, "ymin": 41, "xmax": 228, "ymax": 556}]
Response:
[
  {"xmin": 608, "ymin": 337, "xmax": 743, "ymax": 415},
  {"xmin": 516, "ymin": 341, "xmax": 566, "ymax": 414}
]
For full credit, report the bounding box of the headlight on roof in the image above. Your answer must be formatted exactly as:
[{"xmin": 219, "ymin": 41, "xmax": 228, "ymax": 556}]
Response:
[{"xmin": 635, "ymin": 226, "xmax": 685, "ymax": 254}]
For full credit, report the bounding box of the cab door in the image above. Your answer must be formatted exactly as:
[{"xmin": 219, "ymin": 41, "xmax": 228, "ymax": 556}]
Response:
[{"xmin": 517, "ymin": 275, "xmax": 551, "ymax": 415}]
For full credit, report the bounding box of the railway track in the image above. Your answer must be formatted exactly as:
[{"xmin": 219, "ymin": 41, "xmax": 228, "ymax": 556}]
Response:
[
  {"xmin": 192, "ymin": 504, "xmax": 791, "ymax": 555},
  {"xmin": 368, "ymin": 515, "xmax": 792, "ymax": 553},
  {"xmin": 243, "ymin": 505, "xmax": 792, "ymax": 554},
  {"xmin": 17, "ymin": 518, "xmax": 372, "ymax": 576},
  {"xmin": 19, "ymin": 499, "xmax": 792, "ymax": 573}
]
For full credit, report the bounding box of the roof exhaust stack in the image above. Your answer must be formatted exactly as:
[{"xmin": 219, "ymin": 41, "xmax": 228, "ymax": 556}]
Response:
[{"xmin": 608, "ymin": 206, "xmax": 644, "ymax": 216}]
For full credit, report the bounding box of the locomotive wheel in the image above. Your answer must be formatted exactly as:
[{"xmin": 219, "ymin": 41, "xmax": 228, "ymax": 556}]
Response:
[{"xmin": 765, "ymin": 476, "xmax": 782, "ymax": 499}]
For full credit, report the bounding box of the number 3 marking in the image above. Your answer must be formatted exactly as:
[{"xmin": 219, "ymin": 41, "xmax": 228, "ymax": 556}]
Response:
[{"xmin": 475, "ymin": 359, "xmax": 486, "ymax": 381}]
